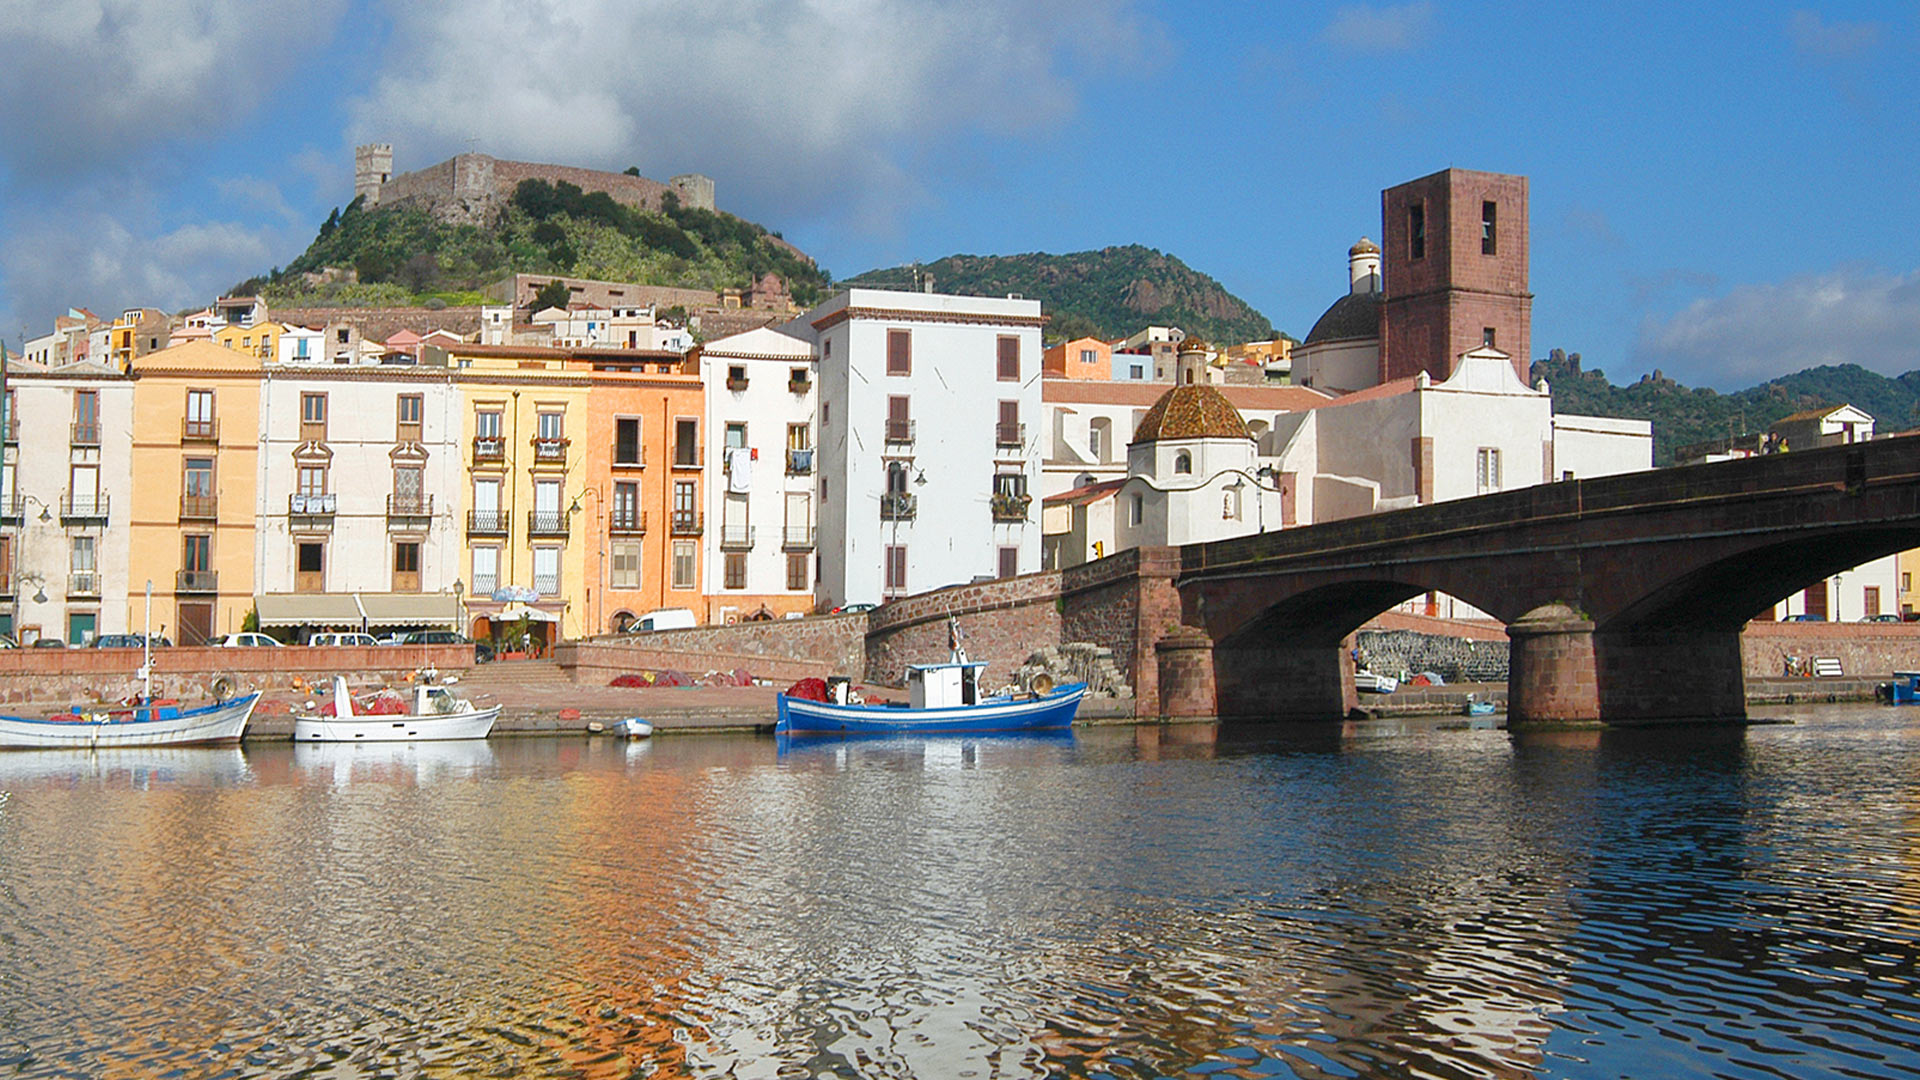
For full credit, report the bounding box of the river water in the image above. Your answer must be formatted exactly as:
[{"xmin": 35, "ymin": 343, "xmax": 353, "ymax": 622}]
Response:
[{"xmin": 0, "ymin": 703, "xmax": 1916, "ymax": 1079}]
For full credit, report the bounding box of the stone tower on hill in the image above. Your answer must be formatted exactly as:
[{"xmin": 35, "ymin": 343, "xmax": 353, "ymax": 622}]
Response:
[{"xmin": 352, "ymin": 144, "xmax": 717, "ymax": 225}]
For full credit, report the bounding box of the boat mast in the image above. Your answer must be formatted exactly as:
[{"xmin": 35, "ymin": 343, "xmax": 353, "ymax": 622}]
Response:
[{"xmin": 139, "ymin": 579, "xmax": 152, "ymax": 704}]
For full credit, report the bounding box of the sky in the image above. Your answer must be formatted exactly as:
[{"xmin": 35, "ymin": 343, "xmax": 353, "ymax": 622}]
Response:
[{"xmin": 0, "ymin": 0, "xmax": 1915, "ymax": 391}]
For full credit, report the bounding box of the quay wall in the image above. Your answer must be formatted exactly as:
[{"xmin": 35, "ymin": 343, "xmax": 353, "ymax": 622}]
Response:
[
  {"xmin": 1741, "ymin": 621, "xmax": 1920, "ymax": 679},
  {"xmin": 0, "ymin": 645, "xmax": 473, "ymax": 707},
  {"xmin": 555, "ymin": 614, "xmax": 868, "ymax": 686}
]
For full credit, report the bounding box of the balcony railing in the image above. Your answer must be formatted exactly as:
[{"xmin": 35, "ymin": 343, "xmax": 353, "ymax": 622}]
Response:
[
  {"xmin": 533, "ymin": 574, "xmax": 560, "ymax": 596},
  {"xmin": 991, "ymin": 491, "xmax": 1032, "ymax": 522},
  {"xmin": 532, "ymin": 436, "xmax": 570, "ymax": 464},
  {"xmin": 612, "ymin": 447, "xmax": 646, "ymax": 468},
  {"xmin": 885, "ymin": 419, "xmax": 915, "ymax": 444},
  {"xmin": 881, "ymin": 492, "xmax": 917, "ymax": 521},
  {"xmin": 470, "ymin": 576, "xmax": 498, "ymax": 597},
  {"xmin": 789, "ymin": 375, "xmax": 811, "ymax": 394},
  {"xmin": 720, "ymin": 524, "xmax": 755, "ymax": 550},
  {"xmin": 609, "ymin": 509, "xmax": 648, "ymax": 534},
  {"xmin": 3, "ymin": 418, "xmax": 15, "ymax": 444},
  {"xmin": 290, "ymin": 493, "xmax": 336, "ymax": 518},
  {"xmin": 672, "ymin": 446, "xmax": 703, "ymax": 470},
  {"xmin": 472, "ymin": 436, "xmax": 506, "ymax": 463},
  {"xmin": 71, "ymin": 422, "xmax": 100, "ymax": 447},
  {"xmin": 0, "ymin": 494, "xmax": 22, "ymax": 526},
  {"xmin": 670, "ymin": 511, "xmax": 704, "ymax": 536},
  {"xmin": 528, "ymin": 509, "xmax": 571, "ymax": 536},
  {"xmin": 182, "ymin": 417, "xmax": 219, "ymax": 442},
  {"xmin": 179, "ymin": 494, "xmax": 218, "ymax": 520},
  {"xmin": 60, "ymin": 493, "xmax": 109, "ymax": 522},
  {"xmin": 467, "ymin": 509, "xmax": 509, "ymax": 534},
  {"xmin": 725, "ymin": 376, "xmax": 749, "ymax": 391},
  {"xmin": 787, "ymin": 448, "xmax": 814, "ymax": 475},
  {"xmin": 176, "ymin": 569, "xmax": 218, "ymax": 593},
  {"xmin": 996, "ymin": 421, "xmax": 1026, "ymax": 448},
  {"xmin": 67, "ymin": 572, "xmax": 99, "ymax": 597},
  {"xmin": 387, "ymin": 494, "xmax": 433, "ymax": 521},
  {"xmin": 782, "ymin": 525, "xmax": 816, "ymax": 550}
]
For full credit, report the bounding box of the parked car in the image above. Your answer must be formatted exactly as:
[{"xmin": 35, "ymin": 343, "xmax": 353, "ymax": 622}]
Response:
[
  {"xmin": 31, "ymin": 637, "xmax": 67, "ymax": 648},
  {"xmin": 0, "ymin": 634, "xmax": 18, "ymax": 649},
  {"xmin": 308, "ymin": 632, "xmax": 381, "ymax": 647},
  {"xmin": 92, "ymin": 633, "xmax": 170, "ymax": 649},
  {"xmin": 627, "ymin": 607, "xmax": 697, "ymax": 633},
  {"xmin": 1783, "ymin": 613, "xmax": 1827, "ymax": 622},
  {"xmin": 396, "ymin": 629, "xmax": 491, "ymax": 663},
  {"xmin": 1862, "ymin": 614, "xmax": 1904, "ymax": 623},
  {"xmin": 830, "ymin": 602, "xmax": 877, "ymax": 615},
  {"xmin": 209, "ymin": 632, "xmax": 282, "ymax": 647}
]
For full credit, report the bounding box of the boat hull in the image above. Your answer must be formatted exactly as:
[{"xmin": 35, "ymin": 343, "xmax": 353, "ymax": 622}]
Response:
[
  {"xmin": 0, "ymin": 692, "xmax": 260, "ymax": 749},
  {"xmin": 293, "ymin": 705, "xmax": 500, "ymax": 743},
  {"xmin": 776, "ymin": 683, "xmax": 1087, "ymax": 735}
]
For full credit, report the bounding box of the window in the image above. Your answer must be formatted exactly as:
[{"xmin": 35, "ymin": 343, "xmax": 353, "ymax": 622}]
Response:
[
  {"xmin": 994, "ymin": 472, "xmax": 1027, "ymax": 498},
  {"xmin": 536, "ymin": 410, "xmax": 564, "ymax": 440},
  {"xmin": 787, "ymin": 552, "xmax": 809, "ymax": 591},
  {"xmin": 184, "ymin": 457, "xmax": 215, "ymax": 498},
  {"xmin": 887, "ymin": 396, "xmax": 912, "ymax": 442},
  {"xmin": 299, "ymin": 392, "xmax": 326, "ymax": 440},
  {"xmin": 298, "ymin": 465, "xmax": 327, "ymax": 497},
  {"xmin": 471, "ymin": 547, "xmax": 499, "ymax": 595},
  {"xmin": 1905, "ymin": 572, "xmax": 1913, "ymax": 592},
  {"xmin": 884, "ymin": 544, "xmax": 908, "ymax": 596},
  {"xmin": 998, "ymin": 546, "xmax": 1019, "ymax": 579},
  {"xmin": 70, "ymin": 536, "xmax": 96, "ymax": 595},
  {"xmin": 997, "ymin": 335, "xmax": 1020, "ymax": 380},
  {"xmin": 1476, "ymin": 447, "xmax": 1502, "ymax": 493},
  {"xmin": 887, "ymin": 329, "xmax": 911, "ymax": 375},
  {"xmin": 787, "ymin": 423, "xmax": 812, "ymax": 473},
  {"xmin": 183, "ymin": 534, "xmax": 211, "ymax": 572},
  {"xmin": 1865, "ymin": 586, "xmax": 1882, "ymax": 617},
  {"xmin": 1482, "ymin": 200, "xmax": 1498, "ymax": 255},
  {"xmin": 475, "ymin": 410, "xmax": 503, "ymax": 439},
  {"xmin": 1483, "ymin": 327, "xmax": 1496, "ymax": 348},
  {"xmin": 1130, "ymin": 492, "xmax": 1144, "ymax": 526},
  {"xmin": 533, "ymin": 547, "xmax": 560, "ymax": 596},
  {"xmin": 610, "ymin": 541, "xmax": 642, "ymax": 588},
  {"xmin": 673, "ymin": 480, "xmax": 697, "ymax": 529},
  {"xmin": 724, "ymin": 551, "xmax": 747, "ymax": 589},
  {"xmin": 725, "ymin": 422, "xmax": 747, "ymax": 450},
  {"xmin": 997, "ymin": 401, "xmax": 1021, "ymax": 447},
  {"xmin": 614, "ymin": 417, "xmax": 642, "ymax": 465},
  {"xmin": 1408, "ymin": 202, "xmax": 1426, "ymax": 260},
  {"xmin": 187, "ymin": 389, "xmax": 216, "ymax": 439},
  {"xmin": 886, "ymin": 460, "xmax": 911, "ymax": 495},
  {"xmin": 337, "ymin": 328, "xmax": 350, "ymax": 344},
  {"xmin": 533, "ymin": 479, "xmax": 562, "ymax": 532},
  {"xmin": 393, "ymin": 465, "xmax": 424, "ymax": 512},
  {"xmin": 675, "ymin": 418, "xmax": 699, "ymax": 466},
  {"xmin": 1130, "ymin": 364, "xmax": 1144, "ymax": 380},
  {"xmin": 612, "ymin": 481, "xmax": 641, "ymax": 530},
  {"xmin": 396, "ymin": 394, "xmax": 423, "ymax": 439},
  {"xmin": 1079, "ymin": 348, "xmax": 1095, "ymax": 366},
  {"xmin": 1174, "ymin": 450, "xmax": 1192, "ymax": 474},
  {"xmin": 72, "ymin": 390, "xmax": 99, "ymax": 444},
  {"xmin": 672, "ymin": 539, "xmax": 696, "ymax": 590},
  {"xmin": 727, "ymin": 364, "xmax": 748, "ymax": 389}
]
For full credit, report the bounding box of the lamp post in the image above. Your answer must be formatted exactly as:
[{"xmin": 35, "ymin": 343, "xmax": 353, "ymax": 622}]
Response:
[{"xmin": 453, "ymin": 577, "xmax": 466, "ymax": 636}]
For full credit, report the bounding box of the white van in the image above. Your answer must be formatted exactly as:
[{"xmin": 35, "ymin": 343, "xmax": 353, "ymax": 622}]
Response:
[
  {"xmin": 309, "ymin": 632, "xmax": 380, "ymax": 648},
  {"xmin": 630, "ymin": 608, "xmax": 697, "ymax": 633}
]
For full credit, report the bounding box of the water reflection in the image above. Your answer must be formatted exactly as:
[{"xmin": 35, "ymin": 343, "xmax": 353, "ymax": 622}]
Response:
[{"xmin": 0, "ymin": 709, "xmax": 1912, "ymax": 1077}]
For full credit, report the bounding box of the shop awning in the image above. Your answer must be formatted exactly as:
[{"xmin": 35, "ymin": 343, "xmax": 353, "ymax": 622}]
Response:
[
  {"xmin": 254, "ymin": 592, "xmax": 459, "ymax": 630},
  {"xmin": 255, "ymin": 593, "xmax": 365, "ymax": 628},
  {"xmin": 358, "ymin": 593, "xmax": 460, "ymax": 629}
]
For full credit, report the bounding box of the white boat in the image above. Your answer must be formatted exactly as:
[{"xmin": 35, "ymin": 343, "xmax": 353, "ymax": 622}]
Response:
[
  {"xmin": 1354, "ymin": 670, "xmax": 1400, "ymax": 694},
  {"xmin": 0, "ymin": 693, "xmax": 260, "ymax": 749},
  {"xmin": 611, "ymin": 717, "xmax": 654, "ymax": 739},
  {"xmin": 294, "ymin": 676, "xmax": 499, "ymax": 743}
]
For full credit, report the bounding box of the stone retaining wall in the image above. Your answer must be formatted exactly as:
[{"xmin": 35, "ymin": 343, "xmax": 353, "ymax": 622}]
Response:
[
  {"xmin": 0, "ymin": 645, "xmax": 472, "ymax": 706},
  {"xmin": 555, "ymin": 614, "xmax": 868, "ymax": 686},
  {"xmin": 1742, "ymin": 621, "xmax": 1920, "ymax": 678}
]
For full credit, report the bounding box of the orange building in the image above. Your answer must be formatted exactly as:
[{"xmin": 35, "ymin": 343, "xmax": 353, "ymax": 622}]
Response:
[{"xmin": 1041, "ymin": 336, "xmax": 1112, "ymax": 380}]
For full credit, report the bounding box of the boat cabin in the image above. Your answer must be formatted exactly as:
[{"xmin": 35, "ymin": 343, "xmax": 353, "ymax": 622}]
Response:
[{"xmin": 906, "ymin": 661, "xmax": 990, "ymax": 709}]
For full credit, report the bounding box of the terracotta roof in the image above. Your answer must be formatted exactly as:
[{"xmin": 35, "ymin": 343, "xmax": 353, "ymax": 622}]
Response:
[
  {"xmin": 1042, "ymin": 378, "xmax": 1331, "ymax": 411},
  {"xmin": 1044, "ymin": 478, "xmax": 1127, "ymax": 506},
  {"xmin": 1131, "ymin": 384, "xmax": 1251, "ymax": 443},
  {"xmin": 1775, "ymin": 405, "xmax": 1860, "ymax": 423},
  {"xmin": 1302, "ymin": 291, "xmax": 1380, "ymax": 345},
  {"xmin": 1314, "ymin": 375, "xmax": 1419, "ymax": 407}
]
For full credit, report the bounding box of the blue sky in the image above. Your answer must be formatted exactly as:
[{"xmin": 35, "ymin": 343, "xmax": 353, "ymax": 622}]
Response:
[{"xmin": 1, "ymin": 1, "xmax": 1915, "ymax": 390}]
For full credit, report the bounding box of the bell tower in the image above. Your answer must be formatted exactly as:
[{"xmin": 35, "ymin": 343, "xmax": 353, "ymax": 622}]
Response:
[{"xmin": 1378, "ymin": 168, "xmax": 1531, "ymax": 384}]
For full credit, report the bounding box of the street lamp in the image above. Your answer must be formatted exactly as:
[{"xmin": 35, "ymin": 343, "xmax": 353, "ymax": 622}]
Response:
[{"xmin": 453, "ymin": 577, "xmax": 466, "ymax": 634}]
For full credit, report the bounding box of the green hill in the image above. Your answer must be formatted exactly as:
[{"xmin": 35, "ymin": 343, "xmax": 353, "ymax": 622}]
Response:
[
  {"xmin": 1532, "ymin": 349, "xmax": 1920, "ymax": 464},
  {"xmin": 841, "ymin": 246, "xmax": 1278, "ymax": 346},
  {"xmin": 242, "ymin": 180, "xmax": 831, "ymax": 309}
]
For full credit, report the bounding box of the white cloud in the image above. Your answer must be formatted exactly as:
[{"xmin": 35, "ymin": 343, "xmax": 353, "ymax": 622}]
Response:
[
  {"xmin": 1322, "ymin": 1, "xmax": 1434, "ymax": 52},
  {"xmin": 347, "ymin": 0, "xmax": 1153, "ymax": 229},
  {"xmin": 1788, "ymin": 10, "xmax": 1883, "ymax": 61},
  {"xmin": 0, "ymin": 0, "xmax": 350, "ymax": 180},
  {"xmin": 1635, "ymin": 267, "xmax": 1920, "ymax": 386}
]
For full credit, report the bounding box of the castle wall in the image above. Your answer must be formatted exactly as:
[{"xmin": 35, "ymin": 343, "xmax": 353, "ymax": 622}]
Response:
[{"xmin": 362, "ymin": 151, "xmax": 715, "ymax": 225}]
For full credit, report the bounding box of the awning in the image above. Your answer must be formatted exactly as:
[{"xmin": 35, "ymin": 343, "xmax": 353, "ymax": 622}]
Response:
[
  {"xmin": 255, "ymin": 593, "xmax": 365, "ymax": 628},
  {"xmin": 358, "ymin": 592, "xmax": 460, "ymax": 629},
  {"xmin": 498, "ymin": 601, "xmax": 561, "ymax": 623}
]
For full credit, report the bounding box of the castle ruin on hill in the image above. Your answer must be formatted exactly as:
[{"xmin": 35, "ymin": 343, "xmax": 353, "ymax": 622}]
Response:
[{"xmin": 354, "ymin": 144, "xmax": 716, "ymax": 226}]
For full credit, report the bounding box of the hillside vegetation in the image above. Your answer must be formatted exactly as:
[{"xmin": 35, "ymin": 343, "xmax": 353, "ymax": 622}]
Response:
[
  {"xmin": 243, "ymin": 180, "xmax": 830, "ymax": 308},
  {"xmin": 842, "ymin": 246, "xmax": 1278, "ymax": 346},
  {"xmin": 1532, "ymin": 349, "xmax": 1920, "ymax": 463}
]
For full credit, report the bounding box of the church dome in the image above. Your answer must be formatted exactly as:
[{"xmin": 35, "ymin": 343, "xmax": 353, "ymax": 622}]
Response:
[
  {"xmin": 1131, "ymin": 383, "xmax": 1251, "ymax": 443},
  {"xmin": 1349, "ymin": 236, "xmax": 1380, "ymax": 256},
  {"xmin": 1302, "ymin": 291, "xmax": 1381, "ymax": 345}
]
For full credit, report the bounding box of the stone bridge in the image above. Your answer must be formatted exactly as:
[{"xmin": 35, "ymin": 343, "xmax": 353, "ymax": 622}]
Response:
[{"xmin": 1173, "ymin": 434, "xmax": 1920, "ymax": 725}]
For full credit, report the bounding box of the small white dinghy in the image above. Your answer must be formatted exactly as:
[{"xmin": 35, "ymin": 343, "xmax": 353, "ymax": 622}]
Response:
[
  {"xmin": 294, "ymin": 676, "xmax": 500, "ymax": 743},
  {"xmin": 610, "ymin": 717, "xmax": 654, "ymax": 739}
]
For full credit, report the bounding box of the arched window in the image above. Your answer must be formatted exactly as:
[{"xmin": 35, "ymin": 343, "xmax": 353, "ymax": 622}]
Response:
[{"xmin": 1174, "ymin": 450, "xmax": 1192, "ymax": 474}]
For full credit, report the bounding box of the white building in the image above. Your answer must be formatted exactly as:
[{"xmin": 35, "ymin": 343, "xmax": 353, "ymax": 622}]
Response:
[
  {"xmin": 531, "ymin": 304, "xmax": 690, "ymax": 352},
  {"xmin": 786, "ymin": 288, "xmax": 1045, "ymax": 606},
  {"xmin": 253, "ymin": 366, "xmax": 464, "ymax": 637},
  {"xmin": 699, "ymin": 326, "xmax": 819, "ymax": 621},
  {"xmin": 4, "ymin": 360, "xmax": 135, "ymax": 643},
  {"xmin": 1291, "ymin": 238, "xmax": 1384, "ymax": 395}
]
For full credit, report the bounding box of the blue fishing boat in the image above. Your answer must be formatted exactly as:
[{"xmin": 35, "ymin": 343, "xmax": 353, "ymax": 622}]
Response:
[
  {"xmin": 1876, "ymin": 671, "xmax": 1920, "ymax": 704},
  {"xmin": 776, "ymin": 617, "xmax": 1086, "ymax": 735}
]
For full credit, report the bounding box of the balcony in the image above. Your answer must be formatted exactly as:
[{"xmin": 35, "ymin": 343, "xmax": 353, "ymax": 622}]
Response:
[
  {"xmin": 880, "ymin": 492, "xmax": 917, "ymax": 521},
  {"xmin": 472, "ymin": 436, "xmax": 506, "ymax": 463},
  {"xmin": 725, "ymin": 375, "xmax": 749, "ymax": 391},
  {"xmin": 179, "ymin": 494, "xmax": 219, "ymax": 520},
  {"xmin": 533, "ymin": 574, "xmax": 560, "ymax": 596},
  {"xmin": 3, "ymin": 418, "xmax": 15, "ymax": 444},
  {"xmin": 0, "ymin": 494, "xmax": 23, "ymax": 526},
  {"xmin": 672, "ymin": 446, "xmax": 703, "ymax": 470},
  {"xmin": 789, "ymin": 375, "xmax": 811, "ymax": 394},
  {"xmin": 289, "ymin": 492, "xmax": 336, "ymax": 520},
  {"xmin": 996, "ymin": 421, "xmax": 1026, "ymax": 449},
  {"xmin": 60, "ymin": 493, "xmax": 109, "ymax": 523},
  {"xmin": 181, "ymin": 417, "xmax": 220, "ymax": 443},
  {"xmin": 176, "ymin": 569, "xmax": 218, "ymax": 593},
  {"xmin": 532, "ymin": 436, "xmax": 570, "ymax": 465},
  {"xmin": 720, "ymin": 523, "xmax": 755, "ymax": 550},
  {"xmin": 612, "ymin": 448, "xmax": 646, "ymax": 469},
  {"xmin": 528, "ymin": 509, "xmax": 572, "ymax": 536},
  {"xmin": 991, "ymin": 491, "xmax": 1032, "ymax": 523},
  {"xmin": 387, "ymin": 494, "xmax": 433, "ymax": 525},
  {"xmin": 787, "ymin": 448, "xmax": 814, "ymax": 475},
  {"xmin": 467, "ymin": 509, "xmax": 509, "ymax": 535},
  {"xmin": 885, "ymin": 419, "xmax": 915, "ymax": 445},
  {"xmin": 70, "ymin": 422, "xmax": 100, "ymax": 447},
  {"xmin": 470, "ymin": 575, "xmax": 499, "ymax": 597},
  {"xmin": 67, "ymin": 572, "xmax": 99, "ymax": 597},
  {"xmin": 782, "ymin": 524, "xmax": 816, "ymax": 550},
  {"xmin": 670, "ymin": 511, "xmax": 704, "ymax": 536},
  {"xmin": 609, "ymin": 509, "xmax": 648, "ymax": 534}
]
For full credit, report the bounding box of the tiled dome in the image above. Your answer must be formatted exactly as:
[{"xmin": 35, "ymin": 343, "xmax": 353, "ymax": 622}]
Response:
[{"xmin": 1131, "ymin": 384, "xmax": 1251, "ymax": 443}]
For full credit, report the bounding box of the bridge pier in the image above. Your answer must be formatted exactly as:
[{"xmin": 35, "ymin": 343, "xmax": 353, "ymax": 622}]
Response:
[
  {"xmin": 1507, "ymin": 606, "xmax": 1600, "ymax": 726},
  {"xmin": 1212, "ymin": 637, "xmax": 1358, "ymax": 721},
  {"xmin": 1593, "ymin": 629, "xmax": 1748, "ymax": 724}
]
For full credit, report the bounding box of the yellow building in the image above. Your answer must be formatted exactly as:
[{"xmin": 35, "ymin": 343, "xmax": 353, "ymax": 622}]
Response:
[
  {"xmin": 1900, "ymin": 547, "xmax": 1920, "ymax": 619},
  {"xmin": 128, "ymin": 341, "xmax": 262, "ymax": 643},
  {"xmin": 213, "ymin": 320, "xmax": 283, "ymax": 361},
  {"xmin": 443, "ymin": 345, "xmax": 598, "ymax": 648}
]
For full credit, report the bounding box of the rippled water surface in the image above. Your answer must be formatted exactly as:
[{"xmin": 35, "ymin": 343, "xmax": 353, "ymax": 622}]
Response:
[{"xmin": 0, "ymin": 704, "xmax": 1917, "ymax": 1078}]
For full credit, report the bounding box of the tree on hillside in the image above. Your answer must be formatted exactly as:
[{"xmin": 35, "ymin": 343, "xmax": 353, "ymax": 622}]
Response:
[{"xmin": 533, "ymin": 279, "xmax": 571, "ymax": 312}]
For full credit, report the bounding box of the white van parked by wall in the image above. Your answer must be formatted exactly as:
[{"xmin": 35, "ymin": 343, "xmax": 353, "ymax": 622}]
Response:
[{"xmin": 631, "ymin": 608, "xmax": 697, "ymax": 633}]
